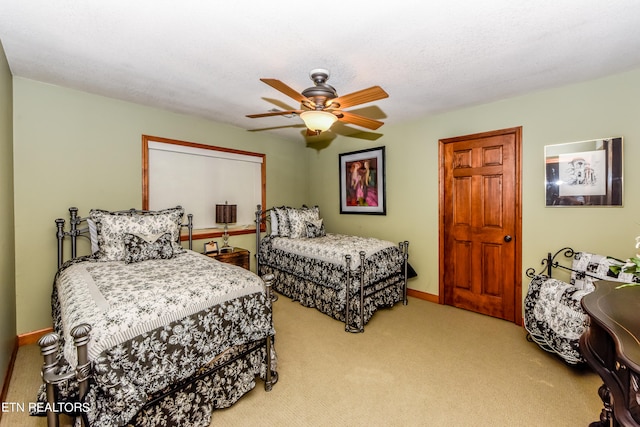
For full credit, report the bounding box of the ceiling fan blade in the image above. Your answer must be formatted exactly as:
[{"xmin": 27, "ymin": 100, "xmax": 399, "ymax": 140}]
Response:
[
  {"xmin": 260, "ymin": 79, "xmax": 316, "ymax": 108},
  {"xmin": 249, "ymin": 124, "xmax": 307, "ymax": 132},
  {"xmin": 328, "ymin": 86, "xmax": 388, "ymax": 109},
  {"xmin": 335, "ymin": 110, "xmax": 384, "ymax": 130},
  {"xmin": 246, "ymin": 110, "xmax": 302, "ymax": 118},
  {"xmin": 331, "ymin": 122, "xmax": 383, "ymax": 140}
]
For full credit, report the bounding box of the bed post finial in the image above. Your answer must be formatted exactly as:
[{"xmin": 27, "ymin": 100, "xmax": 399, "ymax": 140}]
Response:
[
  {"xmin": 38, "ymin": 332, "xmax": 61, "ymax": 427},
  {"xmin": 71, "ymin": 324, "xmax": 92, "ymax": 403},
  {"xmin": 187, "ymin": 214, "xmax": 193, "ymax": 250},
  {"xmin": 261, "ymin": 273, "xmax": 276, "ymax": 391},
  {"xmin": 255, "ymin": 205, "xmax": 263, "ymax": 273},
  {"xmin": 56, "ymin": 218, "xmax": 65, "ymax": 269},
  {"xmin": 358, "ymin": 251, "xmax": 366, "ymax": 332},
  {"xmin": 401, "ymin": 241, "xmax": 409, "ymax": 305},
  {"xmin": 69, "ymin": 207, "xmax": 80, "ymax": 259}
]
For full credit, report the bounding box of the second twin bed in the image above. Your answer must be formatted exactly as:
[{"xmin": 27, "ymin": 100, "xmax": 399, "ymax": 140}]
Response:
[{"xmin": 255, "ymin": 205, "xmax": 409, "ymax": 332}]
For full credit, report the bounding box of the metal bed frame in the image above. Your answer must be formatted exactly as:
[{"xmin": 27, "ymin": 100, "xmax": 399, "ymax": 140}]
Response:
[
  {"xmin": 523, "ymin": 246, "xmax": 625, "ymax": 345},
  {"xmin": 255, "ymin": 204, "xmax": 409, "ymax": 333},
  {"xmin": 39, "ymin": 207, "xmax": 277, "ymax": 427},
  {"xmin": 525, "ymin": 246, "xmax": 616, "ymax": 281}
]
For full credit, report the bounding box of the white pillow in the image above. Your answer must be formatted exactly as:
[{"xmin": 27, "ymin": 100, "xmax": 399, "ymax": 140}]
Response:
[{"xmin": 270, "ymin": 210, "xmax": 279, "ymax": 237}]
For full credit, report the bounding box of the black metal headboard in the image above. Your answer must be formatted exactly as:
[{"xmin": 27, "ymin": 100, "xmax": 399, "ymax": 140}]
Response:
[
  {"xmin": 55, "ymin": 207, "xmax": 194, "ymax": 269},
  {"xmin": 524, "ymin": 246, "xmax": 622, "ymax": 282}
]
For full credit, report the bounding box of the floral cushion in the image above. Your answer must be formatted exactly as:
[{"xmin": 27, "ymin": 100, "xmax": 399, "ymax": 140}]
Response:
[
  {"xmin": 305, "ymin": 219, "xmax": 326, "ymax": 238},
  {"xmin": 273, "ymin": 206, "xmax": 290, "ymax": 237},
  {"xmin": 89, "ymin": 207, "xmax": 185, "ymax": 261},
  {"xmin": 287, "ymin": 206, "xmax": 320, "ymax": 239},
  {"xmin": 123, "ymin": 232, "xmax": 174, "ymax": 264}
]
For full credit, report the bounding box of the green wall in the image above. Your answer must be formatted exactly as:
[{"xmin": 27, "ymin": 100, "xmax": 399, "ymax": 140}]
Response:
[
  {"xmin": 308, "ymin": 69, "xmax": 640, "ymax": 298},
  {"xmin": 0, "ymin": 41, "xmax": 16, "ymax": 389},
  {"xmin": 11, "ymin": 68, "xmax": 640, "ymax": 334},
  {"xmin": 12, "ymin": 78, "xmax": 309, "ymax": 333}
]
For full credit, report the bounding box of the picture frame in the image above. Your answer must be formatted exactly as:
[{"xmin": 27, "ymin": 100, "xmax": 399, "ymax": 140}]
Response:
[
  {"xmin": 339, "ymin": 146, "xmax": 386, "ymax": 215},
  {"xmin": 204, "ymin": 241, "xmax": 219, "ymax": 254},
  {"xmin": 544, "ymin": 137, "xmax": 623, "ymax": 207}
]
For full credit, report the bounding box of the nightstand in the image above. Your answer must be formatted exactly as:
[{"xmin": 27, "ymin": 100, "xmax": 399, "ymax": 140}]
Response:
[{"xmin": 205, "ymin": 247, "xmax": 250, "ymax": 270}]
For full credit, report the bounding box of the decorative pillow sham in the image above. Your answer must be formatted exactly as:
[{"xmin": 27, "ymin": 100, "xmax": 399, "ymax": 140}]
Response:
[
  {"xmin": 270, "ymin": 210, "xmax": 280, "ymax": 237},
  {"xmin": 288, "ymin": 206, "xmax": 320, "ymax": 239},
  {"xmin": 87, "ymin": 218, "xmax": 99, "ymax": 254},
  {"xmin": 305, "ymin": 218, "xmax": 326, "ymax": 238},
  {"xmin": 89, "ymin": 206, "xmax": 185, "ymax": 262},
  {"xmin": 273, "ymin": 206, "xmax": 291, "ymax": 237},
  {"xmin": 123, "ymin": 232, "xmax": 174, "ymax": 264}
]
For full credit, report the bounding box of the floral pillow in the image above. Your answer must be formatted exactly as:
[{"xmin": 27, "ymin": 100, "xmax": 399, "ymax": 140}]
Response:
[
  {"xmin": 273, "ymin": 206, "xmax": 291, "ymax": 237},
  {"xmin": 269, "ymin": 210, "xmax": 280, "ymax": 237},
  {"xmin": 305, "ymin": 219, "xmax": 326, "ymax": 238},
  {"xmin": 89, "ymin": 207, "xmax": 185, "ymax": 261},
  {"xmin": 287, "ymin": 206, "xmax": 320, "ymax": 239},
  {"xmin": 123, "ymin": 232, "xmax": 174, "ymax": 264}
]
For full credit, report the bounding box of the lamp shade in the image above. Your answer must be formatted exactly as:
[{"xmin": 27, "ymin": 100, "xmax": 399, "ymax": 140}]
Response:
[
  {"xmin": 215, "ymin": 203, "xmax": 237, "ymax": 224},
  {"xmin": 300, "ymin": 110, "xmax": 338, "ymax": 132}
]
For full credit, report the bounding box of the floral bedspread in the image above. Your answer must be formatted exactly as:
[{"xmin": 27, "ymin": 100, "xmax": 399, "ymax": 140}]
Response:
[
  {"xmin": 270, "ymin": 233, "xmax": 397, "ymax": 269},
  {"xmin": 42, "ymin": 251, "xmax": 274, "ymax": 426},
  {"xmin": 261, "ymin": 234, "xmax": 404, "ymax": 290},
  {"xmin": 258, "ymin": 234, "xmax": 405, "ymax": 329}
]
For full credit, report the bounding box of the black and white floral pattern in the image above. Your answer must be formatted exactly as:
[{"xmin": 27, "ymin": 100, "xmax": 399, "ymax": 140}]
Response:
[
  {"xmin": 286, "ymin": 206, "xmax": 319, "ymax": 239},
  {"xmin": 34, "ymin": 251, "xmax": 276, "ymax": 426},
  {"xmin": 89, "ymin": 207, "xmax": 185, "ymax": 262},
  {"xmin": 305, "ymin": 219, "xmax": 325, "ymax": 238},
  {"xmin": 524, "ymin": 251, "xmax": 639, "ymax": 364},
  {"xmin": 271, "ymin": 206, "xmax": 320, "ymax": 238},
  {"xmin": 258, "ymin": 234, "xmax": 405, "ymax": 329},
  {"xmin": 123, "ymin": 232, "xmax": 174, "ymax": 264},
  {"xmin": 272, "ymin": 206, "xmax": 290, "ymax": 237},
  {"xmin": 524, "ymin": 275, "xmax": 590, "ymax": 364}
]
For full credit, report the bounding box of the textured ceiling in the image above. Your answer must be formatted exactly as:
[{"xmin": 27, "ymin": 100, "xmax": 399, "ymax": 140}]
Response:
[{"xmin": 1, "ymin": 1, "xmax": 640, "ymax": 142}]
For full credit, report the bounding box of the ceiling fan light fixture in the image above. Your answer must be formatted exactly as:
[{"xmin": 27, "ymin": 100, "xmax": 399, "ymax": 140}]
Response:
[{"xmin": 300, "ymin": 110, "xmax": 337, "ymax": 132}]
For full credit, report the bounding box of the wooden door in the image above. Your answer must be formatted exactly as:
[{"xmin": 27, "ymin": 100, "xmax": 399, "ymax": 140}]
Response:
[{"xmin": 439, "ymin": 127, "xmax": 522, "ymax": 324}]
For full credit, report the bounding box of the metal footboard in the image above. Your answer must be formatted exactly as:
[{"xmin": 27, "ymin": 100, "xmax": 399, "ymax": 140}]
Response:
[
  {"xmin": 40, "ymin": 207, "xmax": 275, "ymax": 427},
  {"xmin": 344, "ymin": 241, "xmax": 409, "ymax": 333},
  {"xmin": 256, "ymin": 204, "xmax": 410, "ymax": 333},
  {"xmin": 38, "ymin": 274, "xmax": 277, "ymax": 427}
]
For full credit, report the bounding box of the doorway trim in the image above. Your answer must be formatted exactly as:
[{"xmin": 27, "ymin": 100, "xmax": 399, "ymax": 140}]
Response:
[{"xmin": 438, "ymin": 127, "xmax": 523, "ymax": 325}]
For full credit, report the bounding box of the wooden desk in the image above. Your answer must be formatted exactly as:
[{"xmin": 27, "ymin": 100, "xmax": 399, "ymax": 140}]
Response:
[
  {"xmin": 205, "ymin": 247, "xmax": 250, "ymax": 270},
  {"xmin": 580, "ymin": 281, "xmax": 640, "ymax": 427}
]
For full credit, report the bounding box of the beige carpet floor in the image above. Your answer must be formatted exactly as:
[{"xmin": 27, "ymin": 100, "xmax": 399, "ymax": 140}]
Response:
[{"xmin": 2, "ymin": 296, "xmax": 603, "ymax": 426}]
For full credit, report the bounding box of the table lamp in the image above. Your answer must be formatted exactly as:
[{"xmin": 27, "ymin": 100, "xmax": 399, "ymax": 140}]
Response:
[{"xmin": 216, "ymin": 202, "xmax": 237, "ymax": 249}]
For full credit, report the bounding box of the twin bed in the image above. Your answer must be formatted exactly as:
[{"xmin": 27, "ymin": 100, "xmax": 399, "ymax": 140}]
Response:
[
  {"xmin": 255, "ymin": 205, "xmax": 409, "ymax": 332},
  {"xmin": 36, "ymin": 207, "xmax": 276, "ymax": 427},
  {"xmin": 37, "ymin": 204, "xmax": 408, "ymax": 426}
]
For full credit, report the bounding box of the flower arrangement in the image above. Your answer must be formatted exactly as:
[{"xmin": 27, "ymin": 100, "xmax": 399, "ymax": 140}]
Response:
[{"xmin": 609, "ymin": 235, "xmax": 640, "ymax": 289}]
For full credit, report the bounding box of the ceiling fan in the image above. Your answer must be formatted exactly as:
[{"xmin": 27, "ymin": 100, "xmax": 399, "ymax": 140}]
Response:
[{"xmin": 246, "ymin": 69, "xmax": 389, "ymax": 135}]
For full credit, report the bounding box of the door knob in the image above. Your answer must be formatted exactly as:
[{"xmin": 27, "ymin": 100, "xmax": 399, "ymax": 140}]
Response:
[{"xmin": 504, "ymin": 235, "xmax": 512, "ymax": 242}]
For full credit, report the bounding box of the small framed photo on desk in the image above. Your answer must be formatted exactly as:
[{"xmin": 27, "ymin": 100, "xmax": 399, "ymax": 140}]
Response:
[{"xmin": 204, "ymin": 241, "xmax": 219, "ymax": 255}]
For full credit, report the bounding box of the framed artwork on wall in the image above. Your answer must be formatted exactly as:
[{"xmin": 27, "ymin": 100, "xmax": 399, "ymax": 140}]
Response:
[
  {"xmin": 544, "ymin": 137, "xmax": 623, "ymax": 207},
  {"xmin": 339, "ymin": 146, "xmax": 386, "ymax": 215}
]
